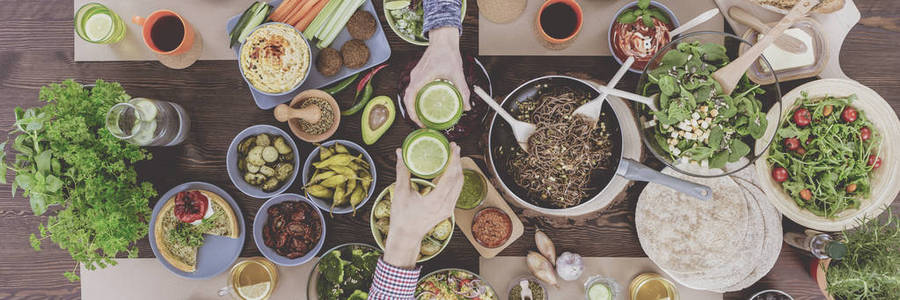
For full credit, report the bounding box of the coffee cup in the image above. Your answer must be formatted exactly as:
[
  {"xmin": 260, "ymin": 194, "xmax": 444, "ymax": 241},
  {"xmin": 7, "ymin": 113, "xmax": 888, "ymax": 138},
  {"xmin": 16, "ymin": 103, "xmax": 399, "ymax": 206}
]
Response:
[
  {"xmin": 132, "ymin": 10, "xmax": 195, "ymax": 55},
  {"xmin": 536, "ymin": 0, "xmax": 583, "ymax": 44}
]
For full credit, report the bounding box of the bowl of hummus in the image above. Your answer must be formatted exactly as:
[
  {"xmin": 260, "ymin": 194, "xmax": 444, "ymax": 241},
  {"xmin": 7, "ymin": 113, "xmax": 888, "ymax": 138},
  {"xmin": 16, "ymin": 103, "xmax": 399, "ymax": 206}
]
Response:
[
  {"xmin": 608, "ymin": 1, "xmax": 678, "ymax": 73},
  {"xmin": 239, "ymin": 22, "xmax": 311, "ymax": 95}
]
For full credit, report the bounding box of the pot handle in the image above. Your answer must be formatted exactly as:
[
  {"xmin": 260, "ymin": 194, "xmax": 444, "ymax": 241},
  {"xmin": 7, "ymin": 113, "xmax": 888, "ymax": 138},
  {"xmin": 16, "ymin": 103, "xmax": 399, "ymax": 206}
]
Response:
[{"xmin": 617, "ymin": 158, "xmax": 712, "ymax": 201}]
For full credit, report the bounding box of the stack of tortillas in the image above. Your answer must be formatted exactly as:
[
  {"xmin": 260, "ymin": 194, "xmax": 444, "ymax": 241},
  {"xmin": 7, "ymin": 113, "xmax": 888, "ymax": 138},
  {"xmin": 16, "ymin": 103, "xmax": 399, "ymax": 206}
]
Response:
[{"xmin": 636, "ymin": 166, "xmax": 782, "ymax": 292}]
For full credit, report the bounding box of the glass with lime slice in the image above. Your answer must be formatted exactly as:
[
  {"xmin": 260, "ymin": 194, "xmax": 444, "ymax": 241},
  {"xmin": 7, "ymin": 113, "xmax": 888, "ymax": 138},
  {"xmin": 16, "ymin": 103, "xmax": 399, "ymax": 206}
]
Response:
[
  {"xmin": 402, "ymin": 129, "xmax": 451, "ymax": 179},
  {"xmin": 415, "ymin": 80, "xmax": 463, "ymax": 130},
  {"xmin": 106, "ymin": 98, "xmax": 190, "ymax": 146},
  {"xmin": 585, "ymin": 275, "xmax": 619, "ymax": 300},
  {"xmin": 75, "ymin": 3, "xmax": 126, "ymax": 44},
  {"xmin": 384, "ymin": 0, "xmax": 412, "ymax": 10}
]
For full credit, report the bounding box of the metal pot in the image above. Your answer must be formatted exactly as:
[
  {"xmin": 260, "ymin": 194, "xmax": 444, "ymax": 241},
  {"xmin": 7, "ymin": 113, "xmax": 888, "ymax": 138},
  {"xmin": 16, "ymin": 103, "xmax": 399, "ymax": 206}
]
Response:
[{"xmin": 485, "ymin": 75, "xmax": 710, "ymax": 217}]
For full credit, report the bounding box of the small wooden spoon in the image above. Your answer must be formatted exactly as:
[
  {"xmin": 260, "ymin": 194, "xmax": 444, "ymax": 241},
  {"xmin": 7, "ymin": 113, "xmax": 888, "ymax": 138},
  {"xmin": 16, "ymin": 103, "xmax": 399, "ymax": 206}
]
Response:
[
  {"xmin": 712, "ymin": 0, "xmax": 819, "ymax": 95},
  {"xmin": 729, "ymin": 6, "xmax": 807, "ymax": 54},
  {"xmin": 274, "ymin": 103, "xmax": 322, "ymax": 123},
  {"xmin": 474, "ymin": 85, "xmax": 535, "ymax": 152}
]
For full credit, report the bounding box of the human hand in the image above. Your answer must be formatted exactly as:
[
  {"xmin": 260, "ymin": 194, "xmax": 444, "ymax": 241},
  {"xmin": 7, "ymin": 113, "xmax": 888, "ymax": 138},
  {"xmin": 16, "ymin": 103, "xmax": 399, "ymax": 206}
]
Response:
[
  {"xmin": 403, "ymin": 27, "xmax": 471, "ymax": 128},
  {"xmin": 382, "ymin": 142, "xmax": 464, "ymax": 268}
]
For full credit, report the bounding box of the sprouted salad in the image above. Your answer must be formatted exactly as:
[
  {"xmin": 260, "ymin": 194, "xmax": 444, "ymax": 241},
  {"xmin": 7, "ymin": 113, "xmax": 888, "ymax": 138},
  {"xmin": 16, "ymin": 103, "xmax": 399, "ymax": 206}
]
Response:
[
  {"xmin": 641, "ymin": 42, "xmax": 768, "ymax": 169},
  {"xmin": 387, "ymin": 0, "xmax": 426, "ymax": 42},
  {"xmin": 768, "ymin": 93, "xmax": 882, "ymax": 218},
  {"xmin": 416, "ymin": 269, "xmax": 497, "ymax": 300}
]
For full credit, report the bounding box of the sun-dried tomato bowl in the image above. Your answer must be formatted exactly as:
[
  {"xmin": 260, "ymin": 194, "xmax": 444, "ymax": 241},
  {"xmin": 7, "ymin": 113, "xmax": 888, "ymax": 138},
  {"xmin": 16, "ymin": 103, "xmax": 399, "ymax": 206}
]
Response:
[{"xmin": 252, "ymin": 193, "xmax": 326, "ymax": 266}]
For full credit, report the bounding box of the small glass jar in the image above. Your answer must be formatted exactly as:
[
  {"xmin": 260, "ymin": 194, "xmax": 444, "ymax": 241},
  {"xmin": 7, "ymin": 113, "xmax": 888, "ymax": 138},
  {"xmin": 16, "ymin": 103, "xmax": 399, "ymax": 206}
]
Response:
[
  {"xmin": 507, "ymin": 275, "xmax": 548, "ymax": 300},
  {"xmin": 456, "ymin": 169, "xmax": 487, "ymax": 210},
  {"xmin": 584, "ymin": 275, "xmax": 619, "ymax": 300},
  {"xmin": 629, "ymin": 273, "xmax": 678, "ymax": 300}
]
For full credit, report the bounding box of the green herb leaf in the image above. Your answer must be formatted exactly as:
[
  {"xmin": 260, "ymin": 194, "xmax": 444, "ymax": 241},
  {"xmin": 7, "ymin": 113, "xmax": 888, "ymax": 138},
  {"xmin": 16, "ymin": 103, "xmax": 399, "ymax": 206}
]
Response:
[
  {"xmin": 729, "ymin": 139, "xmax": 750, "ymax": 162},
  {"xmin": 709, "ymin": 150, "xmax": 729, "ymax": 169},
  {"xmin": 637, "ymin": 0, "xmax": 650, "ymax": 10},
  {"xmin": 659, "ymin": 75, "xmax": 677, "ymax": 96},
  {"xmin": 683, "ymin": 146, "xmax": 714, "ymax": 161},
  {"xmin": 617, "ymin": 10, "xmax": 637, "ymax": 24},
  {"xmin": 642, "ymin": 15, "xmax": 654, "ymax": 28},
  {"xmin": 35, "ymin": 150, "xmax": 51, "ymax": 174},
  {"xmin": 708, "ymin": 127, "xmax": 724, "ymax": 150},
  {"xmin": 648, "ymin": 8, "xmax": 670, "ymax": 24}
]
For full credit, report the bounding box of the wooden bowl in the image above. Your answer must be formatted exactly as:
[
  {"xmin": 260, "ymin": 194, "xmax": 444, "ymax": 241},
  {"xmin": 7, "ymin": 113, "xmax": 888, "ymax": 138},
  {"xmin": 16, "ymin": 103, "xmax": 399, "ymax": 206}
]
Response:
[
  {"xmin": 283, "ymin": 89, "xmax": 340, "ymax": 143},
  {"xmin": 754, "ymin": 79, "xmax": 900, "ymax": 231},
  {"xmin": 813, "ymin": 258, "xmax": 836, "ymax": 300}
]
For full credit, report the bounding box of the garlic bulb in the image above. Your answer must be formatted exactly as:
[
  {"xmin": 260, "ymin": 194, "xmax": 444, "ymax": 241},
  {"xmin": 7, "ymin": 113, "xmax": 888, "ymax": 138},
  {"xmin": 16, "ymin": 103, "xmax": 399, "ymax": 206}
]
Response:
[{"xmin": 555, "ymin": 251, "xmax": 584, "ymax": 281}]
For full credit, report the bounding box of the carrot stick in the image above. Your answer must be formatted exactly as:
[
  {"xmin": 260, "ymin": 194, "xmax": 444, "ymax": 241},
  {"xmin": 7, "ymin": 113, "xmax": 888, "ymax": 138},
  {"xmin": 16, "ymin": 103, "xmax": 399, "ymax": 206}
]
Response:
[
  {"xmin": 286, "ymin": 0, "xmax": 319, "ymax": 26},
  {"xmin": 295, "ymin": 0, "xmax": 330, "ymax": 31},
  {"xmin": 269, "ymin": 0, "xmax": 298, "ymax": 22},
  {"xmin": 280, "ymin": 0, "xmax": 309, "ymax": 23}
]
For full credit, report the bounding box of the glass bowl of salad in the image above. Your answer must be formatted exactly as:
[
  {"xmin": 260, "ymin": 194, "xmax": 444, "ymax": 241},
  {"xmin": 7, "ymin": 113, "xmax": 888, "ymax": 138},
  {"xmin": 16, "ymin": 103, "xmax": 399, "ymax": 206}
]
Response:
[
  {"xmin": 383, "ymin": 0, "xmax": 467, "ymax": 46},
  {"xmin": 416, "ymin": 268, "xmax": 497, "ymax": 300},
  {"xmin": 634, "ymin": 31, "xmax": 783, "ymax": 178},
  {"xmin": 306, "ymin": 243, "xmax": 383, "ymax": 299}
]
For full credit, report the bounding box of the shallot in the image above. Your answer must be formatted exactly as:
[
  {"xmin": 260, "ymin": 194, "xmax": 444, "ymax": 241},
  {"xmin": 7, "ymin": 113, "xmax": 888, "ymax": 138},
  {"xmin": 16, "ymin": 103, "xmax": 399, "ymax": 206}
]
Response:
[
  {"xmin": 555, "ymin": 251, "xmax": 584, "ymax": 281},
  {"xmin": 535, "ymin": 229, "xmax": 556, "ymax": 265},
  {"xmin": 527, "ymin": 251, "xmax": 559, "ymax": 288}
]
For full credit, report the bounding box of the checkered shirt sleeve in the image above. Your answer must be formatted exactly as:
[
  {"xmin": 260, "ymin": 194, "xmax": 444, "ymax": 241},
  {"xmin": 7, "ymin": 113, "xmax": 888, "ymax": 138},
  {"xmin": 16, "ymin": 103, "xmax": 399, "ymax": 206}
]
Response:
[{"xmin": 368, "ymin": 257, "xmax": 421, "ymax": 299}]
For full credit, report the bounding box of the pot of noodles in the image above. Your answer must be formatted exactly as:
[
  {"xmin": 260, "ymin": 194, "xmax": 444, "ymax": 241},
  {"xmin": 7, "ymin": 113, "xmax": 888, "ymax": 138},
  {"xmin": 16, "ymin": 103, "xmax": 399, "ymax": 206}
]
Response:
[{"xmin": 485, "ymin": 76, "xmax": 711, "ymax": 217}]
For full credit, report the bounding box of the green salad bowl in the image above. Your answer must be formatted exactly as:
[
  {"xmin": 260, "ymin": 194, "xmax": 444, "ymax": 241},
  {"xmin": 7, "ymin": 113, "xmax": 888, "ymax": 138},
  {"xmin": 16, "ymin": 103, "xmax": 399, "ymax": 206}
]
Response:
[{"xmin": 383, "ymin": 0, "xmax": 467, "ymax": 46}]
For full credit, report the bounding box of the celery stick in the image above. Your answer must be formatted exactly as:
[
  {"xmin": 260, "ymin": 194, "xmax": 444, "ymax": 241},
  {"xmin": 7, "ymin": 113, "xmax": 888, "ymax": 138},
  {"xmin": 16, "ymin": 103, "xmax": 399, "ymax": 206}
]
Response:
[
  {"xmin": 316, "ymin": 0, "xmax": 365, "ymax": 48},
  {"xmin": 314, "ymin": 0, "xmax": 356, "ymax": 42},
  {"xmin": 303, "ymin": 0, "xmax": 342, "ymax": 40}
]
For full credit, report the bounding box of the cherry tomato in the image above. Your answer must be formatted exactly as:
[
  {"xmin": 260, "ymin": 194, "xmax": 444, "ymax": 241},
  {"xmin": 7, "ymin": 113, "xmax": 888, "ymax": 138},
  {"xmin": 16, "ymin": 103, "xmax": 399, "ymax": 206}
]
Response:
[
  {"xmin": 846, "ymin": 183, "xmax": 857, "ymax": 193},
  {"xmin": 800, "ymin": 189, "xmax": 812, "ymax": 201},
  {"xmin": 842, "ymin": 106, "xmax": 858, "ymax": 123},
  {"xmin": 793, "ymin": 108, "xmax": 811, "ymax": 127},
  {"xmin": 868, "ymin": 155, "xmax": 882, "ymax": 169},
  {"xmin": 772, "ymin": 167, "xmax": 789, "ymax": 183},
  {"xmin": 784, "ymin": 138, "xmax": 800, "ymax": 150},
  {"xmin": 796, "ymin": 147, "xmax": 806, "ymax": 155},
  {"xmin": 823, "ymin": 105, "xmax": 833, "ymax": 117},
  {"xmin": 860, "ymin": 127, "xmax": 871, "ymax": 141}
]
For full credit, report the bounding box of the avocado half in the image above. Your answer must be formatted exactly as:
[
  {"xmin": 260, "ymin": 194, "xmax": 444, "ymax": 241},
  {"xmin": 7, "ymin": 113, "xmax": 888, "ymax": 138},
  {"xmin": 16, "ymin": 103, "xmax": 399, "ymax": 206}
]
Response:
[{"xmin": 361, "ymin": 96, "xmax": 395, "ymax": 145}]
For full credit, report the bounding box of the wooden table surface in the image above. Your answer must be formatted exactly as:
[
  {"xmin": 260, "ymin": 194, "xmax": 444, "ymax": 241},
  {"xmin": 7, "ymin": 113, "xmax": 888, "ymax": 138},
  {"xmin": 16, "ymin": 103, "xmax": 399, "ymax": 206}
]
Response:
[{"xmin": 1, "ymin": 0, "xmax": 899, "ymax": 299}]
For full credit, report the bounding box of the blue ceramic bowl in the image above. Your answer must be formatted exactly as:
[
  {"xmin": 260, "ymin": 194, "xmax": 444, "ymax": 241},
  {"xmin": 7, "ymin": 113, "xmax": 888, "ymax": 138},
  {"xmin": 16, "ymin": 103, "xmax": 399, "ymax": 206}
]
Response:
[
  {"xmin": 253, "ymin": 193, "xmax": 326, "ymax": 266},
  {"xmin": 302, "ymin": 140, "xmax": 377, "ymax": 214},
  {"xmin": 607, "ymin": 1, "xmax": 681, "ymax": 73},
  {"xmin": 226, "ymin": 124, "xmax": 301, "ymax": 199},
  {"xmin": 237, "ymin": 22, "xmax": 311, "ymax": 96}
]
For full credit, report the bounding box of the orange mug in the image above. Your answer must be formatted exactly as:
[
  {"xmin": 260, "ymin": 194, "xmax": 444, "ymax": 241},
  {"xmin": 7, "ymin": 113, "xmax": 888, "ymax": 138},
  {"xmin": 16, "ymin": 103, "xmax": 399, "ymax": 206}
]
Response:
[
  {"xmin": 132, "ymin": 10, "xmax": 195, "ymax": 55},
  {"xmin": 536, "ymin": 0, "xmax": 583, "ymax": 44}
]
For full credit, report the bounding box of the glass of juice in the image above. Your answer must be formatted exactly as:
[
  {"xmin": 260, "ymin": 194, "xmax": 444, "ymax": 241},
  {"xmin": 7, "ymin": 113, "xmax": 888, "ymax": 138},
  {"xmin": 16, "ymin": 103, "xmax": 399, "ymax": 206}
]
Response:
[
  {"xmin": 75, "ymin": 3, "xmax": 126, "ymax": 44},
  {"xmin": 218, "ymin": 257, "xmax": 279, "ymax": 300},
  {"xmin": 106, "ymin": 98, "xmax": 190, "ymax": 146},
  {"xmin": 629, "ymin": 273, "xmax": 679, "ymax": 300}
]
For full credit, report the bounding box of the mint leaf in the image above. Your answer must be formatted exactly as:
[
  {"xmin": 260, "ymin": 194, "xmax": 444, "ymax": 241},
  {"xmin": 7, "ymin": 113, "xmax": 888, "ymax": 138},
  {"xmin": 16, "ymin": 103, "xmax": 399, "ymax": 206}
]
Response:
[
  {"xmin": 617, "ymin": 10, "xmax": 637, "ymax": 24},
  {"xmin": 638, "ymin": 0, "xmax": 650, "ymax": 10},
  {"xmin": 642, "ymin": 14, "xmax": 654, "ymax": 28}
]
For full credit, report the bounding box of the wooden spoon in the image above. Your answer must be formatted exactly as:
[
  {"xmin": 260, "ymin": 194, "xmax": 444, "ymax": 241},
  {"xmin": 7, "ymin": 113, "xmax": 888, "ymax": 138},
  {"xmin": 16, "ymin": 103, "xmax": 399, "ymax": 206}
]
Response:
[
  {"xmin": 729, "ymin": 6, "xmax": 808, "ymax": 54},
  {"xmin": 712, "ymin": 0, "xmax": 819, "ymax": 95},
  {"xmin": 474, "ymin": 85, "xmax": 535, "ymax": 152},
  {"xmin": 573, "ymin": 56, "xmax": 634, "ymax": 122},
  {"xmin": 274, "ymin": 103, "xmax": 322, "ymax": 123}
]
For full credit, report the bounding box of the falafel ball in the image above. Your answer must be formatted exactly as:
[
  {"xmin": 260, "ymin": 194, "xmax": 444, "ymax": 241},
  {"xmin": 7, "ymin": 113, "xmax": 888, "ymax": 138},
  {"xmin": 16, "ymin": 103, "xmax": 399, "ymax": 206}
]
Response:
[
  {"xmin": 316, "ymin": 48, "xmax": 342, "ymax": 77},
  {"xmin": 347, "ymin": 10, "xmax": 376, "ymax": 40},
  {"xmin": 341, "ymin": 39, "xmax": 370, "ymax": 69}
]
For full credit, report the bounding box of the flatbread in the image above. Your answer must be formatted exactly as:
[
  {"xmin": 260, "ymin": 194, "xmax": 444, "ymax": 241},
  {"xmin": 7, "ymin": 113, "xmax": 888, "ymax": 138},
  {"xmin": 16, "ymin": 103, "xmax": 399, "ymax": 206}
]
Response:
[
  {"xmin": 153, "ymin": 190, "xmax": 239, "ymax": 272},
  {"xmin": 478, "ymin": 0, "xmax": 526, "ymax": 24},
  {"xmin": 636, "ymin": 168, "xmax": 749, "ymax": 275}
]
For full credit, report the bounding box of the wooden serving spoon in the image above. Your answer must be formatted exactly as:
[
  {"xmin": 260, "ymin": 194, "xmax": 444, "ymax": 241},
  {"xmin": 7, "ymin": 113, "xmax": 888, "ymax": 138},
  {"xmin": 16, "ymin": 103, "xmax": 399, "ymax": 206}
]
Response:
[
  {"xmin": 729, "ymin": 6, "xmax": 808, "ymax": 54},
  {"xmin": 573, "ymin": 56, "xmax": 634, "ymax": 122},
  {"xmin": 274, "ymin": 103, "xmax": 322, "ymax": 123},
  {"xmin": 474, "ymin": 85, "xmax": 535, "ymax": 152},
  {"xmin": 712, "ymin": 0, "xmax": 819, "ymax": 95}
]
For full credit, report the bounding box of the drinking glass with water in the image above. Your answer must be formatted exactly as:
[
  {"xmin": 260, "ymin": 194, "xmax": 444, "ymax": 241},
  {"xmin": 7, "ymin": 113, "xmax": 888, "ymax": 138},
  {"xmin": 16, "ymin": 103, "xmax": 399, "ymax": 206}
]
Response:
[{"xmin": 106, "ymin": 98, "xmax": 190, "ymax": 146}]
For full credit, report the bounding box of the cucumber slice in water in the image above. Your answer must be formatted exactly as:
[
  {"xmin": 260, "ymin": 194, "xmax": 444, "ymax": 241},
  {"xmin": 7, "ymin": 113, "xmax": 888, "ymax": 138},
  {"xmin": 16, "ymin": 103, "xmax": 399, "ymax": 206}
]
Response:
[
  {"xmin": 131, "ymin": 120, "xmax": 157, "ymax": 146},
  {"xmin": 132, "ymin": 99, "xmax": 158, "ymax": 121}
]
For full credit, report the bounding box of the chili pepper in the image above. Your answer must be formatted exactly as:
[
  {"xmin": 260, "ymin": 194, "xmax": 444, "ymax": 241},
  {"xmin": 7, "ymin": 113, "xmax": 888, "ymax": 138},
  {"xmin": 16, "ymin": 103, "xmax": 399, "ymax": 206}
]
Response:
[
  {"xmin": 322, "ymin": 73, "xmax": 359, "ymax": 95},
  {"xmin": 341, "ymin": 64, "xmax": 388, "ymax": 116}
]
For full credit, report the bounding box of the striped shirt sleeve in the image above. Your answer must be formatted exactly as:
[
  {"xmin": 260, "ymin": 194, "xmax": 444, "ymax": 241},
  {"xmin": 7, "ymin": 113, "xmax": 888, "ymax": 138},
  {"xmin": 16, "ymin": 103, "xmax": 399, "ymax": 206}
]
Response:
[
  {"xmin": 368, "ymin": 258, "xmax": 421, "ymax": 300},
  {"xmin": 423, "ymin": 0, "xmax": 463, "ymax": 35}
]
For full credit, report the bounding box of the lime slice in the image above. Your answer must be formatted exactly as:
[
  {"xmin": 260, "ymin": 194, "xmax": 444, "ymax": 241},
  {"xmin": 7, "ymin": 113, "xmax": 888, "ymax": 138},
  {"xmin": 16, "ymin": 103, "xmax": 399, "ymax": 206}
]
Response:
[
  {"xmin": 384, "ymin": 0, "xmax": 411, "ymax": 10},
  {"xmin": 415, "ymin": 80, "xmax": 463, "ymax": 130},
  {"xmin": 131, "ymin": 99, "xmax": 158, "ymax": 121},
  {"xmin": 237, "ymin": 282, "xmax": 270, "ymax": 300},
  {"xmin": 84, "ymin": 13, "xmax": 113, "ymax": 41},
  {"xmin": 402, "ymin": 129, "xmax": 450, "ymax": 178},
  {"xmin": 588, "ymin": 283, "xmax": 612, "ymax": 300}
]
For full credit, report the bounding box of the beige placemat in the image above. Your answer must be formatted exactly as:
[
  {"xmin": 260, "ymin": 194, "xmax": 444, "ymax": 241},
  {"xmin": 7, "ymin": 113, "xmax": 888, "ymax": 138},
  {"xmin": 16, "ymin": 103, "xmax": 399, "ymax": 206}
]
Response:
[
  {"xmin": 712, "ymin": 0, "xmax": 859, "ymax": 80},
  {"xmin": 479, "ymin": 256, "xmax": 723, "ymax": 300},
  {"xmin": 478, "ymin": 0, "xmax": 725, "ymax": 56},
  {"xmin": 73, "ymin": 0, "xmax": 253, "ymax": 61},
  {"xmin": 81, "ymin": 258, "xmax": 314, "ymax": 300}
]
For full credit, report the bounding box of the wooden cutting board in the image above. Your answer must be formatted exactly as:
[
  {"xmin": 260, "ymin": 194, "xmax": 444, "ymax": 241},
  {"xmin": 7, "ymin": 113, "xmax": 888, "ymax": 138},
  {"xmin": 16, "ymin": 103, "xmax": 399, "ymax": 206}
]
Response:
[
  {"xmin": 712, "ymin": 0, "xmax": 860, "ymax": 80},
  {"xmin": 73, "ymin": 0, "xmax": 253, "ymax": 61},
  {"xmin": 477, "ymin": 0, "xmax": 725, "ymax": 56},
  {"xmin": 452, "ymin": 157, "xmax": 525, "ymax": 258},
  {"xmin": 479, "ymin": 256, "xmax": 723, "ymax": 299}
]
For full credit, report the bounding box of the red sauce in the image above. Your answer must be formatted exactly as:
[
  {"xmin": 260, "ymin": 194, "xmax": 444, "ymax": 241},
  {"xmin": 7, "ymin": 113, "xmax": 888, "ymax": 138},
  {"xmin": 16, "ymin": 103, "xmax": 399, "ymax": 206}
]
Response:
[
  {"xmin": 472, "ymin": 207, "xmax": 512, "ymax": 248},
  {"xmin": 611, "ymin": 15, "xmax": 674, "ymax": 71}
]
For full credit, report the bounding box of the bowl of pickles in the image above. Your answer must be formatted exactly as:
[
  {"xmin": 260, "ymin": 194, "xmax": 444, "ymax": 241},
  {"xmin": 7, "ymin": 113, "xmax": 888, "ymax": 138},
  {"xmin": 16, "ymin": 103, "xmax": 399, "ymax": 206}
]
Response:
[
  {"xmin": 227, "ymin": 125, "xmax": 300, "ymax": 198},
  {"xmin": 301, "ymin": 140, "xmax": 377, "ymax": 215},
  {"xmin": 370, "ymin": 178, "xmax": 454, "ymax": 262}
]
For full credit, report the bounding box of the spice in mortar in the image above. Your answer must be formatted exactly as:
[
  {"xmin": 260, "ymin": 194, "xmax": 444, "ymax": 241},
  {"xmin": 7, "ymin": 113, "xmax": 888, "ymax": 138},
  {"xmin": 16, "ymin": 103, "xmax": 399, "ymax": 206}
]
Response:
[
  {"xmin": 508, "ymin": 279, "xmax": 546, "ymax": 300},
  {"xmin": 297, "ymin": 97, "xmax": 334, "ymax": 135}
]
